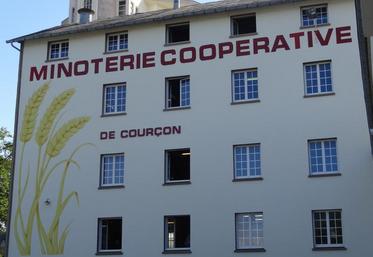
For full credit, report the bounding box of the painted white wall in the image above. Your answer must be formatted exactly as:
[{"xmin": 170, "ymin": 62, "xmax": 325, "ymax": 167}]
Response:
[{"xmin": 8, "ymin": 0, "xmax": 373, "ymax": 257}]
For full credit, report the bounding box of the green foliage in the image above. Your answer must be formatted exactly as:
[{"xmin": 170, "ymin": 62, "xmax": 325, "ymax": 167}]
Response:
[{"xmin": 0, "ymin": 127, "xmax": 12, "ymax": 233}]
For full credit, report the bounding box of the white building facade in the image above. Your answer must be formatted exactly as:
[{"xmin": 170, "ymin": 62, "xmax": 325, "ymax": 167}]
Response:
[{"xmin": 5, "ymin": 0, "xmax": 373, "ymax": 256}]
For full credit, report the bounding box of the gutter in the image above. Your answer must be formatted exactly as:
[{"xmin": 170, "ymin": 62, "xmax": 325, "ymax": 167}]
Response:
[
  {"xmin": 354, "ymin": 0, "xmax": 373, "ymax": 154},
  {"xmin": 5, "ymin": 42, "xmax": 24, "ymax": 257}
]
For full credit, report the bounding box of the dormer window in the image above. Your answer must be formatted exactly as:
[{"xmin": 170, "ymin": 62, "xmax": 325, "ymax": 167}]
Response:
[
  {"xmin": 119, "ymin": 0, "xmax": 126, "ymax": 16},
  {"xmin": 83, "ymin": 0, "xmax": 92, "ymax": 9},
  {"xmin": 48, "ymin": 40, "xmax": 69, "ymax": 60}
]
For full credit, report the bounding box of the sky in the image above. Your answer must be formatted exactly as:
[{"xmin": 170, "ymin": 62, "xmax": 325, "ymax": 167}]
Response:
[{"xmin": 0, "ymin": 0, "xmax": 213, "ymax": 134}]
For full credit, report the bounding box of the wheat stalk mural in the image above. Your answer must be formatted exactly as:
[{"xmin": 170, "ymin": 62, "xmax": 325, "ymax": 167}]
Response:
[{"xmin": 14, "ymin": 82, "xmax": 91, "ymax": 255}]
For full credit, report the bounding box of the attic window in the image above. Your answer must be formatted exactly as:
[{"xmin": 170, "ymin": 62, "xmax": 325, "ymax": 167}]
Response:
[
  {"xmin": 48, "ymin": 40, "xmax": 69, "ymax": 60},
  {"xmin": 166, "ymin": 23, "xmax": 190, "ymax": 44},
  {"xmin": 231, "ymin": 14, "xmax": 257, "ymax": 36},
  {"xmin": 165, "ymin": 149, "xmax": 190, "ymax": 184},
  {"xmin": 118, "ymin": 0, "xmax": 126, "ymax": 16}
]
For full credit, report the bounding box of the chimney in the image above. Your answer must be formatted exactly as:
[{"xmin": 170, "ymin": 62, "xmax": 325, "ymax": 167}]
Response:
[
  {"xmin": 173, "ymin": 0, "xmax": 180, "ymax": 9},
  {"xmin": 78, "ymin": 8, "xmax": 94, "ymax": 24}
]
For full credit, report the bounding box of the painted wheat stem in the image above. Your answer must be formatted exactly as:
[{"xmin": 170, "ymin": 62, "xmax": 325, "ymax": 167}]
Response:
[
  {"xmin": 20, "ymin": 82, "xmax": 49, "ymax": 143},
  {"xmin": 46, "ymin": 117, "xmax": 90, "ymax": 157},
  {"xmin": 35, "ymin": 89, "xmax": 75, "ymax": 146}
]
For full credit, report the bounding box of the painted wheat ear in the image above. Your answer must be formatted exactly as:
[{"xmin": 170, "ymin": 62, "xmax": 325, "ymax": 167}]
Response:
[
  {"xmin": 35, "ymin": 89, "xmax": 75, "ymax": 146},
  {"xmin": 46, "ymin": 117, "xmax": 90, "ymax": 157},
  {"xmin": 20, "ymin": 82, "xmax": 50, "ymax": 143}
]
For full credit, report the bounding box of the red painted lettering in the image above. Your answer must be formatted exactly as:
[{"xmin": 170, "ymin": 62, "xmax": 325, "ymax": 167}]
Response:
[
  {"xmin": 236, "ymin": 40, "xmax": 250, "ymax": 56},
  {"xmin": 30, "ymin": 66, "xmax": 48, "ymax": 81}
]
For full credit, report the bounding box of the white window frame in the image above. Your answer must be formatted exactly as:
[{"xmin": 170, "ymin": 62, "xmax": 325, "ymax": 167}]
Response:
[
  {"xmin": 235, "ymin": 212, "xmax": 264, "ymax": 250},
  {"xmin": 48, "ymin": 40, "xmax": 69, "ymax": 60},
  {"xmin": 232, "ymin": 69, "xmax": 259, "ymax": 103},
  {"xmin": 118, "ymin": 0, "xmax": 126, "ymax": 16},
  {"xmin": 303, "ymin": 61, "xmax": 333, "ymax": 96},
  {"xmin": 97, "ymin": 217, "xmax": 122, "ymax": 253},
  {"xmin": 100, "ymin": 153, "xmax": 125, "ymax": 187},
  {"xmin": 312, "ymin": 210, "xmax": 344, "ymax": 248},
  {"xmin": 300, "ymin": 4, "xmax": 329, "ymax": 28},
  {"xmin": 233, "ymin": 144, "xmax": 261, "ymax": 180},
  {"xmin": 106, "ymin": 31, "xmax": 128, "ymax": 53},
  {"xmin": 308, "ymin": 138, "xmax": 338, "ymax": 175},
  {"xmin": 103, "ymin": 83, "xmax": 127, "ymax": 116},
  {"xmin": 165, "ymin": 76, "xmax": 190, "ymax": 110}
]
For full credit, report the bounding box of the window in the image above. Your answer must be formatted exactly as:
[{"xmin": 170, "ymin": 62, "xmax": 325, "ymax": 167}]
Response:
[
  {"xmin": 313, "ymin": 210, "xmax": 343, "ymax": 248},
  {"xmin": 100, "ymin": 154, "xmax": 125, "ymax": 187},
  {"xmin": 106, "ymin": 32, "xmax": 128, "ymax": 52},
  {"xmin": 165, "ymin": 77, "xmax": 190, "ymax": 109},
  {"xmin": 232, "ymin": 69, "xmax": 259, "ymax": 103},
  {"xmin": 304, "ymin": 61, "xmax": 332, "ymax": 96},
  {"xmin": 166, "ymin": 23, "xmax": 190, "ymax": 44},
  {"xmin": 118, "ymin": 0, "xmax": 126, "ymax": 16},
  {"xmin": 164, "ymin": 216, "xmax": 190, "ymax": 252},
  {"xmin": 231, "ymin": 14, "xmax": 257, "ymax": 36},
  {"xmin": 308, "ymin": 139, "xmax": 338, "ymax": 175},
  {"xmin": 97, "ymin": 218, "xmax": 122, "ymax": 253},
  {"xmin": 165, "ymin": 149, "xmax": 190, "ymax": 183},
  {"xmin": 103, "ymin": 83, "xmax": 126, "ymax": 115},
  {"xmin": 235, "ymin": 213, "xmax": 264, "ymax": 250},
  {"xmin": 301, "ymin": 5, "xmax": 328, "ymax": 28},
  {"xmin": 83, "ymin": 0, "xmax": 92, "ymax": 9},
  {"xmin": 234, "ymin": 144, "xmax": 261, "ymax": 180},
  {"xmin": 48, "ymin": 40, "xmax": 69, "ymax": 60}
]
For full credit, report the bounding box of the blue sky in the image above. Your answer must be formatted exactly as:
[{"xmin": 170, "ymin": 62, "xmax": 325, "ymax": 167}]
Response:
[{"xmin": 0, "ymin": 0, "xmax": 212, "ymax": 133}]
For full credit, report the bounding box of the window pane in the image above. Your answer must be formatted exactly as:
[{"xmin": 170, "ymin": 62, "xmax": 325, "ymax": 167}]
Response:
[
  {"xmin": 102, "ymin": 154, "xmax": 124, "ymax": 186},
  {"xmin": 302, "ymin": 6, "xmax": 328, "ymax": 27},
  {"xmin": 235, "ymin": 145, "xmax": 260, "ymax": 178},
  {"xmin": 104, "ymin": 84, "xmax": 126, "ymax": 114},
  {"xmin": 236, "ymin": 213, "xmax": 263, "ymax": 249},
  {"xmin": 181, "ymin": 79, "xmax": 190, "ymax": 107}
]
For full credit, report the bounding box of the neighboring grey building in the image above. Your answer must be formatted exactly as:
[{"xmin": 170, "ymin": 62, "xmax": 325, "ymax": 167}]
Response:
[{"xmin": 5, "ymin": 0, "xmax": 373, "ymax": 257}]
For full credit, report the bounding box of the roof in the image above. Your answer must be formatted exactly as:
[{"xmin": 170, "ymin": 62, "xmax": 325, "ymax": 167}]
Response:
[{"xmin": 7, "ymin": 0, "xmax": 308, "ymax": 43}]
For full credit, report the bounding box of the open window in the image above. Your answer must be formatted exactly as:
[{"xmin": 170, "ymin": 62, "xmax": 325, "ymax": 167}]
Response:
[
  {"xmin": 97, "ymin": 218, "xmax": 122, "ymax": 254},
  {"xmin": 164, "ymin": 216, "xmax": 191, "ymax": 252},
  {"xmin": 165, "ymin": 149, "xmax": 190, "ymax": 184},
  {"xmin": 231, "ymin": 14, "xmax": 256, "ymax": 36},
  {"xmin": 166, "ymin": 23, "xmax": 190, "ymax": 44},
  {"xmin": 166, "ymin": 77, "xmax": 190, "ymax": 109}
]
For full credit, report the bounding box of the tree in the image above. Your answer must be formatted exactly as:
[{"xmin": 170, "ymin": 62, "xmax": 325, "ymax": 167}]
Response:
[{"xmin": 0, "ymin": 127, "xmax": 12, "ymax": 233}]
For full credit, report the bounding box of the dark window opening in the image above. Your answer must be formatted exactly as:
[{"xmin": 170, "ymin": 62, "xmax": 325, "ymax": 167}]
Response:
[
  {"xmin": 166, "ymin": 149, "xmax": 190, "ymax": 182},
  {"xmin": 166, "ymin": 77, "xmax": 190, "ymax": 109},
  {"xmin": 165, "ymin": 216, "xmax": 190, "ymax": 249},
  {"xmin": 98, "ymin": 218, "xmax": 122, "ymax": 252},
  {"xmin": 167, "ymin": 23, "xmax": 190, "ymax": 44},
  {"xmin": 232, "ymin": 15, "xmax": 256, "ymax": 35},
  {"xmin": 167, "ymin": 79, "xmax": 181, "ymax": 108}
]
